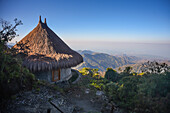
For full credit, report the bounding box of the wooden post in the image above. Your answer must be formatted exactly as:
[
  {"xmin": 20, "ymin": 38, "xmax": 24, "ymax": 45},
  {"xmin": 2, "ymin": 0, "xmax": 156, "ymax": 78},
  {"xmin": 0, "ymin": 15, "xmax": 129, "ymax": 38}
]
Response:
[{"xmin": 58, "ymin": 69, "xmax": 61, "ymax": 80}]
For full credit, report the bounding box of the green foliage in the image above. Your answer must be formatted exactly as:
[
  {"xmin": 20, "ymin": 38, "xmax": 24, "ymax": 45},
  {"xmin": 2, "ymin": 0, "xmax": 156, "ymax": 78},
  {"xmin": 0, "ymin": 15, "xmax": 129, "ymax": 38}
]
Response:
[
  {"xmin": 104, "ymin": 82, "xmax": 118, "ymax": 99},
  {"xmin": 36, "ymin": 87, "xmax": 40, "ymax": 92},
  {"xmin": 11, "ymin": 95, "xmax": 17, "ymax": 100},
  {"xmin": 0, "ymin": 51, "xmax": 35, "ymax": 97},
  {"xmin": 79, "ymin": 67, "xmax": 91, "ymax": 76},
  {"xmin": 116, "ymin": 76, "xmax": 140, "ymax": 109},
  {"xmin": 53, "ymin": 85, "xmax": 64, "ymax": 93},
  {"xmin": 90, "ymin": 82, "xmax": 102, "ymax": 90},
  {"xmin": 68, "ymin": 69, "xmax": 79, "ymax": 83},
  {"xmin": 81, "ymin": 66, "xmax": 170, "ymax": 113},
  {"xmin": 0, "ymin": 18, "xmax": 22, "ymax": 44},
  {"xmin": 0, "ymin": 18, "xmax": 35, "ymax": 98},
  {"xmin": 37, "ymin": 80, "xmax": 46, "ymax": 85},
  {"xmin": 118, "ymin": 67, "xmax": 122, "ymax": 72},
  {"xmin": 91, "ymin": 68, "xmax": 100, "ymax": 78},
  {"xmin": 104, "ymin": 68, "xmax": 118, "ymax": 82},
  {"xmin": 48, "ymin": 97, "xmax": 53, "ymax": 101},
  {"xmin": 111, "ymin": 72, "xmax": 170, "ymax": 113},
  {"xmin": 79, "ymin": 67, "xmax": 100, "ymax": 78},
  {"xmin": 0, "ymin": 52, "xmax": 34, "ymax": 82},
  {"xmin": 123, "ymin": 66, "xmax": 133, "ymax": 74},
  {"xmin": 90, "ymin": 79, "xmax": 107, "ymax": 90},
  {"xmin": 138, "ymin": 73, "xmax": 170, "ymax": 97}
]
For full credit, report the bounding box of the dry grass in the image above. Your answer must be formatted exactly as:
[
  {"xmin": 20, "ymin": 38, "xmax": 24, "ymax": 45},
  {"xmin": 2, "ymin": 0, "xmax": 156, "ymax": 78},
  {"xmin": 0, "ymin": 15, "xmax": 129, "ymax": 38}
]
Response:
[{"xmin": 13, "ymin": 18, "xmax": 83, "ymax": 71}]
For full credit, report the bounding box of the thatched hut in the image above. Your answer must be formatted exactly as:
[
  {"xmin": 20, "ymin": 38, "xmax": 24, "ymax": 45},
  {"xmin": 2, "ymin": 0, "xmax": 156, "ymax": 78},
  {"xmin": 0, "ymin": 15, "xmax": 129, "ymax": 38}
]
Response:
[{"xmin": 13, "ymin": 16, "xmax": 83, "ymax": 82}]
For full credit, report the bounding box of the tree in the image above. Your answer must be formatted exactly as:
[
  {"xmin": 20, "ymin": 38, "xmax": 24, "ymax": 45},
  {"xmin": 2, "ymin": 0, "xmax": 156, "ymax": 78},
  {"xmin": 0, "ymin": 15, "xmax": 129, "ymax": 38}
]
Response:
[
  {"xmin": 0, "ymin": 19, "xmax": 34, "ymax": 98},
  {"xmin": 0, "ymin": 18, "xmax": 23, "ymax": 75},
  {"xmin": 123, "ymin": 66, "xmax": 132, "ymax": 74},
  {"xmin": 117, "ymin": 76, "xmax": 140, "ymax": 108},
  {"xmin": 0, "ymin": 18, "xmax": 22, "ymax": 45},
  {"xmin": 105, "ymin": 68, "xmax": 118, "ymax": 82},
  {"xmin": 118, "ymin": 67, "xmax": 122, "ymax": 72}
]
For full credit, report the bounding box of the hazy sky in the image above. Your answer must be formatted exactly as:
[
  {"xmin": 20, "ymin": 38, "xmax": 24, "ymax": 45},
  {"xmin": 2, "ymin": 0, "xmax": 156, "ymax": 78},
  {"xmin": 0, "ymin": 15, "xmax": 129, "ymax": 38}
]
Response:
[{"xmin": 1, "ymin": 0, "xmax": 170, "ymax": 58}]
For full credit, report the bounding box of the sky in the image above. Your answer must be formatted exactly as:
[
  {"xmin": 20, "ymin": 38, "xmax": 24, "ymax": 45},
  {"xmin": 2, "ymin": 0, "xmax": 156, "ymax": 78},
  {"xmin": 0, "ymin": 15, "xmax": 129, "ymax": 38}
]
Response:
[{"xmin": 1, "ymin": 0, "xmax": 170, "ymax": 58}]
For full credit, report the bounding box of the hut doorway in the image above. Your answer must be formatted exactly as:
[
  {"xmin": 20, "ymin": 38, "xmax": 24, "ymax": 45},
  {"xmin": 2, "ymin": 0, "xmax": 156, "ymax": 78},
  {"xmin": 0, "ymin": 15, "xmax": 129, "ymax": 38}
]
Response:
[{"xmin": 52, "ymin": 69, "xmax": 60, "ymax": 82}]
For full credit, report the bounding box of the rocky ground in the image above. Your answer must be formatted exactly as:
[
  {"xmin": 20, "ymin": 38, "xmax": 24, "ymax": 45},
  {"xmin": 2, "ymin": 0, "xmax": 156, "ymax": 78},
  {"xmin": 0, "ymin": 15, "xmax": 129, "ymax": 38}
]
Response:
[
  {"xmin": 141, "ymin": 61, "xmax": 170, "ymax": 74},
  {"xmin": 1, "ymin": 83, "xmax": 74, "ymax": 113},
  {"xmin": 0, "ymin": 75, "xmax": 125, "ymax": 113}
]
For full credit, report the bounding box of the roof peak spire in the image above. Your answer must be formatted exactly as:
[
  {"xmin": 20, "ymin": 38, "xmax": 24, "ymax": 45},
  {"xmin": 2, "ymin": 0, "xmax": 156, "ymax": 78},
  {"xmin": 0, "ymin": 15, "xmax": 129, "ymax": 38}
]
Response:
[
  {"xmin": 44, "ymin": 18, "xmax": 47, "ymax": 25},
  {"xmin": 39, "ymin": 16, "xmax": 42, "ymax": 23}
]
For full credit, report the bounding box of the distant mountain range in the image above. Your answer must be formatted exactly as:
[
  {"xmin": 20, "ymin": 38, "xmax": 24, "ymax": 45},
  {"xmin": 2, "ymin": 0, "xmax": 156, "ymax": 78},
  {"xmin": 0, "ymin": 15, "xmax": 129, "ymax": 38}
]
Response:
[
  {"xmin": 75, "ymin": 50, "xmax": 142, "ymax": 71},
  {"xmin": 6, "ymin": 42, "xmax": 169, "ymax": 72}
]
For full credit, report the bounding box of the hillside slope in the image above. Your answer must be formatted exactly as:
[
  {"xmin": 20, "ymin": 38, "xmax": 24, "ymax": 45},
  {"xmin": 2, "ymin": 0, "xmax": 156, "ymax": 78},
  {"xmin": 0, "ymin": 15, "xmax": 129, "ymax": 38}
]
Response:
[{"xmin": 75, "ymin": 50, "xmax": 141, "ymax": 71}]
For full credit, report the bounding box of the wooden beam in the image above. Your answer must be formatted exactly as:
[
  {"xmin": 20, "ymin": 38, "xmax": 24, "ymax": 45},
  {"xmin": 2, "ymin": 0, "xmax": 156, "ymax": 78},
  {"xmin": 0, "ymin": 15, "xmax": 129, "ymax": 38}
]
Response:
[{"xmin": 58, "ymin": 69, "xmax": 61, "ymax": 80}]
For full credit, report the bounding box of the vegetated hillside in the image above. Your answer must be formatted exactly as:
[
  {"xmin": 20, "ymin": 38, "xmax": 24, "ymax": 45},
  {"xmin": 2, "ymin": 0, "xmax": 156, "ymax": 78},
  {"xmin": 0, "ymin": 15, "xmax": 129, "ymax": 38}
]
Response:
[
  {"xmin": 115, "ymin": 60, "xmax": 170, "ymax": 73},
  {"xmin": 75, "ymin": 50, "xmax": 141, "ymax": 71},
  {"xmin": 78, "ymin": 67, "xmax": 170, "ymax": 113},
  {"xmin": 115, "ymin": 63, "xmax": 143, "ymax": 73}
]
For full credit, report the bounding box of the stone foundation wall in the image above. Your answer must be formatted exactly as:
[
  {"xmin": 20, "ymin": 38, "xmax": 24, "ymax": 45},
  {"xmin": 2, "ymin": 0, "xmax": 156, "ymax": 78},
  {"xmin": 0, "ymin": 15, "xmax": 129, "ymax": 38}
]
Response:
[
  {"xmin": 60, "ymin": 68, "xmax": 72, "ymax": 81},
  {"xmin": 34, "ymin": 71, "xmax": 52, "ymax": 82},
  {"xmin": 33, "ymin": 68, "xmax": 72, "ymax": 82}
]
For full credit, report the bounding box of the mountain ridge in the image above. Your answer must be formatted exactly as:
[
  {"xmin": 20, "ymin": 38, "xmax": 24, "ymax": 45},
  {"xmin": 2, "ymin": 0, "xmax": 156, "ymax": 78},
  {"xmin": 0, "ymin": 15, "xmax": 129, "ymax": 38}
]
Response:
[{"xmin": 75, "ymin": 50, "xmax": 141, "ymax": 71}]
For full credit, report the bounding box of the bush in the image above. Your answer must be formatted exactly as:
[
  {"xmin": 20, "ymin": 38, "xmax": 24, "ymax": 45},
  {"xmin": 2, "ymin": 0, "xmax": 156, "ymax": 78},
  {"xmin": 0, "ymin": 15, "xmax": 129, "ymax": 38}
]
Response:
[
  {"xmin": 103, "ymin": 66, "xmax": 170, "ymax": 113},
  {"xmin": 116, "ymin": 72, "xmax": 170, "ymax": 113},
  {"xmin": 78, "ymin": 65, "xmax": 170, "ymax": 113},
  {"xmin": 104, "ymin": 68, "xmax": 118, "ymax": 82},
  {"xmin": 68, "ymin": 69, "xmax": 79, "ymax": 83},
  {"xmin": 0, "ymin": 18, "xmax": 35, "ymax": 99},
  {"xmin": 0, "ymin": 51, "xmax": 35, "ymax": 98}
]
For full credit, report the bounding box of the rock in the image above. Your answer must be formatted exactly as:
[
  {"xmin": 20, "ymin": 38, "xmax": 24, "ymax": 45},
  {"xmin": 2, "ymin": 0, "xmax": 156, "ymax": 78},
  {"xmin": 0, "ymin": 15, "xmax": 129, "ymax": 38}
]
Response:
[
  {"xmin": 1, "ymin": 85, "xmax": 74, "ymax": 113},
  {"xmin": 55, "ymin": 81, "xmax": 70, "ymax": 89},
  {"xmin": 90, "ymin": 98, "xmax": 95, "ymax": 103},
  {"xmin": 85, "ymin": 89, "xmax": 90, "ymax": 94},
  {"xmin": 73, "ymin": 105, "xmax": 83, "ymax": 112},
  {"xmin": 101, "ymin": 95, "xmax": 108, "ymax": 101},
  {"xmin": 101, "ymin": 103, "xmax": 112, "ymax": 113},
  {"xmin": 96, "ymin": 91, "xmax": 104, "ymax": 96},
  {"xmin": 141, "ymin": 61, "xmax": 170, "ymax": 74},
  {"xmin": 58, "ymin": 98, "xmax": 65, "ymax": 105},
  {"xmin": 76, "ymin": 94, "xmax": 80, "ymax": 97}
]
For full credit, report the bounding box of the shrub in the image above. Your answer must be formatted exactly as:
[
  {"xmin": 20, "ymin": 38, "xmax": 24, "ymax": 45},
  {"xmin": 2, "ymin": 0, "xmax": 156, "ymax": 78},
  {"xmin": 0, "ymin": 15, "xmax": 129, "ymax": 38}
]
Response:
[
  {"xmin": 104, "ymin": 68, "xmax": 118, "ymax": 82},
  {"xmin": 0, "ymin": 52, "xmax": 35, "ymax": 98}
]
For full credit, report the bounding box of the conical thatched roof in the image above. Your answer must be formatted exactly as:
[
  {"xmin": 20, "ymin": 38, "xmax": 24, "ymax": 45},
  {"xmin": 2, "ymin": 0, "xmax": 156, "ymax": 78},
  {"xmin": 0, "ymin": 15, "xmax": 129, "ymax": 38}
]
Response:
[{"xmin": 13, "ymin": 16, "xmax": 83, "ymax": 71}]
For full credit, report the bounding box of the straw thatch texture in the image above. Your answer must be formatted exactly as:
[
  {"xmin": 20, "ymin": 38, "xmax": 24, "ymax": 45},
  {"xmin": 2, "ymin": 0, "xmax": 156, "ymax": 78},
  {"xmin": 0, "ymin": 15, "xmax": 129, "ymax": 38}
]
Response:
[{"xmin": 13, "ymin": 18, "xmax": 83, "ymax": 71}]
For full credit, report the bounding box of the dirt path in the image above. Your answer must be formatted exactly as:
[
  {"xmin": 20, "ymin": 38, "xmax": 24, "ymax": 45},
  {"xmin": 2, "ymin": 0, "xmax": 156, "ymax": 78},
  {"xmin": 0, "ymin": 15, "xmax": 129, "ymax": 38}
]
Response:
[
  {"xmin": 67, "ymin": 87, "xmax": 102, "ymax": 113},
  {"xmin": 71, "ymin": 97, "xmax": 100, "ymax": 112}
]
